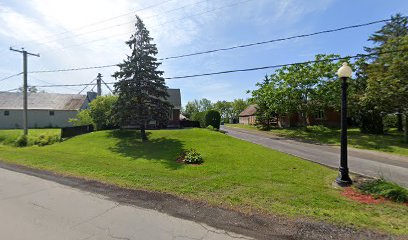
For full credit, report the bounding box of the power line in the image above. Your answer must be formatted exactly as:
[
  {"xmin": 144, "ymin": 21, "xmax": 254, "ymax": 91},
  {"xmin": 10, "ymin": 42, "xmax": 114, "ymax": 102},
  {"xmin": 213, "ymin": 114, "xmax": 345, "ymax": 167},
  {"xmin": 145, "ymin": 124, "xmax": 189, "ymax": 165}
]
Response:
[
  {"xmin": 29, "ymin": 17, "xmax": 400, "ymax": 74},
  {"xmin": 41, "ymin": 0, "xmax": 251, "ymax": 50},
  {"xmin": 0, "ymin": 72, "xmax": 23, "ymax": 82},
  {"xmin": 158, "ymin": 18, "xmax": 394, "ymax": 60},
  {"xmin": 38, "ymin": 0, "xmax": 211, "ymax": 46},
  {"xmin": 15, "ymin": 48, "xmax": 408, "ymax": 92},
  {"xmin": 23, "ymin": 0, "xmax": 176, "ymax": 45}
]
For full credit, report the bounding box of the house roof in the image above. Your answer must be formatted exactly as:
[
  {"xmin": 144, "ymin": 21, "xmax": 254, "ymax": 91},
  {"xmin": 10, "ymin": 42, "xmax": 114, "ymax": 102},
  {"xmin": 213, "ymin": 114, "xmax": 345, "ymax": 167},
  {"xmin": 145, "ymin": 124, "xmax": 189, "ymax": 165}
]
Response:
[
  {"xmin": 0, "ymin": 92, "xmax": 87, "ymax": 110},
  {"xmin": 239, "ymin": 104, "xmax": 258, "ymax": 117},
  {"xmin": 167, "ymin": 89, "xmax": 181, "ymax": 109}
]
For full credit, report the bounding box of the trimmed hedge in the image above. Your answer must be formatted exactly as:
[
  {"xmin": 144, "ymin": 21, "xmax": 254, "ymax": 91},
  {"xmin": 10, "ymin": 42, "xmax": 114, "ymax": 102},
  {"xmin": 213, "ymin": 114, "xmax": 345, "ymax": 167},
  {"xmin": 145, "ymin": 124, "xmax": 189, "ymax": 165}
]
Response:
[{"xmin": 205, "ymin": 110, "xmax": 221, "ymax": 129}]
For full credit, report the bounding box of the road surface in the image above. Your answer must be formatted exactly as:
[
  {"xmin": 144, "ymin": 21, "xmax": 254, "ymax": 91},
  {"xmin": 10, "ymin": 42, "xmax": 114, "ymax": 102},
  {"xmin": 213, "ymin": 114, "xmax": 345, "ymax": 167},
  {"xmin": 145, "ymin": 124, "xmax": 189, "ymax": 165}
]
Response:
[
  {"xmin": 0, "ymin": 167, "xmax": 252, "ymax": 240},
  {"xmin": 222, "ymin": 126, "xmax": 408, "ymax": 187}
]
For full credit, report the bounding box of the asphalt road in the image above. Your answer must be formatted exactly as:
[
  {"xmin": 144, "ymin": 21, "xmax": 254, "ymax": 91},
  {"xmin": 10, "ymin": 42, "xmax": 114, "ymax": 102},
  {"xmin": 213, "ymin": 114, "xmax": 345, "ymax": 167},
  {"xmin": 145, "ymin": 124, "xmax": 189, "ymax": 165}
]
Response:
[
  {"xmin": 0, "ymin": 167, "xmax": 252, "ymax": 240},
  {"xmin": 222, "ymin": 126, "xmax": 408, "ymax": 187}
]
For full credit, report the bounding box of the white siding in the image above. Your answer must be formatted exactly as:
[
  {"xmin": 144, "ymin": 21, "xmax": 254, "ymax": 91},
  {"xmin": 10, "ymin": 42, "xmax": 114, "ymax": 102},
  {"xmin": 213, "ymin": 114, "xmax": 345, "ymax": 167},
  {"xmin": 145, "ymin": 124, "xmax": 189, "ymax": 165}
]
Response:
[{"xmin": 0, "ymin": 109, "xmax": 78, "ymax": 129}]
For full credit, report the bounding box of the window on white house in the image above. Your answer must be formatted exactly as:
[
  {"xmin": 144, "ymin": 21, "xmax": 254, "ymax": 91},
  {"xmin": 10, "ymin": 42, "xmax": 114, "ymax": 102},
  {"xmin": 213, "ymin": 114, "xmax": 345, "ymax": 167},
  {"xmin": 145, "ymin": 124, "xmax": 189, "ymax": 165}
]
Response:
[
  {"xmin": 4, "ymin": 110, "xmax": 10, "ymax": 116},
  {"xmin": 49, "ymin": 111, "xmax": 55, "ymax": 116}
]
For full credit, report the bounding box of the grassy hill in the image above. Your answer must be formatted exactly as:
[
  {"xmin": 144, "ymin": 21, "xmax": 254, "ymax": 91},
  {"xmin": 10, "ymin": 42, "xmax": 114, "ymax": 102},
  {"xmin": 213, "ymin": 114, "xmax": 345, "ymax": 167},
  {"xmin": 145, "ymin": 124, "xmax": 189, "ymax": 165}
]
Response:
[{"xmin": 0, "ymin": 128, "xmax": 406, "ymax": 234}]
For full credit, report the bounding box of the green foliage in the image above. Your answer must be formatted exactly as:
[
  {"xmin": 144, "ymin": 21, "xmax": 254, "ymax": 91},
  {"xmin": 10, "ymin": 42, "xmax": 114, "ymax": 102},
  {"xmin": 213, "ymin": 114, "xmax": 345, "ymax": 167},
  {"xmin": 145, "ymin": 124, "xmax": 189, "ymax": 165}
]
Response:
[
  {"xmin": 383, "ymin": 114, "xmax": 398, "ymax": 132},
  {"xmin": 213, "ymin": 100, "xmax": 233, "ymax": 123},
  {"xmin": 69, "ymin": 109, "xmax": 94, "ymax": 127},
  {"xmin": 89, "ymin": 95, "xmax": 118, "ymax": 130},
  {"xmin": 250, "ymin": 56, "xmax": 344, "ymax": 129},
  {"xmin": 112, "ymin": 15, "xmax": 171, "ymax": 140},
  {"xmin": 358, "ymin": 179, "xmax": 408, "ymax": 203},
  {"xmin": 183, "ymin": 100, "xmax": 201, "ymax": 119},
  {"xmin": 184, "ymin": 148, "xmax": 203, "ymax": 164},
  {"xmin": 192, "ymin": 111, "xmax": 206, "ymax": 128},
  {"xmin": 205, "ymin": 110, "xmax": 221, "ymax": 129},
  {"xmin": 206, "ymin": 125, "xmax": 218, "ymax": 131},
  {"xmin": 15, "ymin": 135, "xmax": 28, "ymax": 147},
  {"xmin": 304, "ymin": 125, "xmax": 331, "ymax": 133},
  {"xmin": 33, "ymin": 134, "xmax": 61, "ymax": 146}
]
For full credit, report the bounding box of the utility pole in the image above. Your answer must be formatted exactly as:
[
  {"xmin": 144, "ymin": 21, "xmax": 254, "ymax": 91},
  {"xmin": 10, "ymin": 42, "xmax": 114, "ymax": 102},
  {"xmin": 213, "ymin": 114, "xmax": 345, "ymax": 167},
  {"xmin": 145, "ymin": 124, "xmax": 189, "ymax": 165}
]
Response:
[
  {"xmin": 96, "ymin": 73, "xmax": 102, "ymax": 96},
  {"xmin": 10, "ymin": 47, "xmax": 40, "ymax": 136}
]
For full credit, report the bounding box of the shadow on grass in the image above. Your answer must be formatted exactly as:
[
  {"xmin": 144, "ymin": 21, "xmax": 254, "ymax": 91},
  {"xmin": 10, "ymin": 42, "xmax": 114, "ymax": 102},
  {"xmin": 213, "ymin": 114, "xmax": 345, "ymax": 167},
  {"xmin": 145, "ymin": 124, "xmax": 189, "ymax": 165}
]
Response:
[{"xmin": 108, "ymin": 130, "xmax": 185, "ymax": 170}]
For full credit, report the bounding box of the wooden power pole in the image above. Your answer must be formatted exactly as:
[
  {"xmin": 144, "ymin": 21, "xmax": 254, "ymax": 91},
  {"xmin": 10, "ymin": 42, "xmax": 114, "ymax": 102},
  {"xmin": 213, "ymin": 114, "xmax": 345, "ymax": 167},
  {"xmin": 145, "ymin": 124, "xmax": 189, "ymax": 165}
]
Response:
[{"xmin": 10, "ymin": 47, "xmax": 40, "ymax": 136}]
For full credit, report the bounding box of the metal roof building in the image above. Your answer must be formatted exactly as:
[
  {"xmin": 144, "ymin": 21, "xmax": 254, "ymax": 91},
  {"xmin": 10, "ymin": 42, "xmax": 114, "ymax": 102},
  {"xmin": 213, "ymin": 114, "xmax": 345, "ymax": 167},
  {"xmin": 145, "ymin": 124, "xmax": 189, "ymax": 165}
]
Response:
[{"xmin": 0, "ymin": 92, "xmax": 96, "ymax": 129}]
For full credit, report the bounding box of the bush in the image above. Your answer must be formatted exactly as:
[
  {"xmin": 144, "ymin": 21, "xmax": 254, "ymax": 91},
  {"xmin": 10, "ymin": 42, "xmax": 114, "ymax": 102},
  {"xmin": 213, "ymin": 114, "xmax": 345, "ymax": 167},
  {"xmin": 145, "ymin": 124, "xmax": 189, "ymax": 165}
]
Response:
[
  {"xmin": 205, "ymin": 110, "xmax": 221, "ymax": 129},
  {"xmin": 34, "ymin": 134, "xmax": 61, "ymax": 146},
  {"xmin": 358, "ymin": 179, "xmax": 408, "ymax": 203},
  {"xmin": 383, "ymin": 114, "xmax": 398, "ymax": 132},
  {"xmin": 15, "ymin": 135, "xmax": 28, "ymax": 147},
  {"xmin": 184, "ymin": 149, "xmax": 203, "ymax": 164},
  {"xmin": 305, "ymin": 125, "xmax": 331, "ymax": 133},
  {"xmin": 69, "ymin": 109, "xmax": 94, "ymax": 127},
  {"xmin": 206, "ymin": 125, "xmax": 217, "ymax": 131},
  {"xmin": 192, "ymin": 111, "xmax": 206, "ymax": 128}
]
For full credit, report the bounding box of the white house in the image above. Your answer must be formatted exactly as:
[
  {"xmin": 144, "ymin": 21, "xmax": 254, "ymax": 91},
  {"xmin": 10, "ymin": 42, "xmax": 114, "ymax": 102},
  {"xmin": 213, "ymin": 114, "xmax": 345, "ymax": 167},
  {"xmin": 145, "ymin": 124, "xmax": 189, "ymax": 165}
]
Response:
[{"xmin": 0, "ymin": 92, "xmax": 97, "ymax": 129}]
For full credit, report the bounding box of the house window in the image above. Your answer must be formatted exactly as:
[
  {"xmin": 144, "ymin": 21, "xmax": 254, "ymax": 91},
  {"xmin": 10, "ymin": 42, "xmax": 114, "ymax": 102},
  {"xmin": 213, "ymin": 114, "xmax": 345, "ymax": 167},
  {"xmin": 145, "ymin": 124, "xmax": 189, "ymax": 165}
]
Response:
[
  {"xmin": 314, "ymin": 110, "xmax": 325, "ymax": 119},
  {"xmin": 4, "ymin": 110, "xmax": 10, "ymax": 116},
  {"xmin": 49, "ymin": 111, "xmax": 55, "ymax": 116}
]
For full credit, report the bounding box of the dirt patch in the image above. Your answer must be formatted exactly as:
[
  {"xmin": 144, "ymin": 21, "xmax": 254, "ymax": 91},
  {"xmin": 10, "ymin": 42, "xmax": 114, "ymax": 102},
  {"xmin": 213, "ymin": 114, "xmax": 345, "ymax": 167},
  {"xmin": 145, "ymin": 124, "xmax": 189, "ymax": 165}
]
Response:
[{"xmin": 0, "ymin": 161, "xmax": 405, "ymax": 240}]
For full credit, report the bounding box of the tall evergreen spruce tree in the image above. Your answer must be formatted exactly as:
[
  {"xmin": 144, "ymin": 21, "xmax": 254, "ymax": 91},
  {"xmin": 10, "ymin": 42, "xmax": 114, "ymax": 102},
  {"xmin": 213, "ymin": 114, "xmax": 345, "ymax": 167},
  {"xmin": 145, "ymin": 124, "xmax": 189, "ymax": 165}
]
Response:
[{"xmin": 113, "ymin": 16, "xmax": 171, "ymax": 141}]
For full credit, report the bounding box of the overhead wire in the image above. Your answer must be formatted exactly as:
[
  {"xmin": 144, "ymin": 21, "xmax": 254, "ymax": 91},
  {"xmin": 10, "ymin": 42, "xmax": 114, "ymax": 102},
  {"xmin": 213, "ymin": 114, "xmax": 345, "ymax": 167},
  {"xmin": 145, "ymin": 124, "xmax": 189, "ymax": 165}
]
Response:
[
  {"xmin": 11, "ymin": 48, "xmax": 407, "ymax": 92},
  {"xmin": 0, "ymin": 72, "xmax": 23, "ymax": 82},
  {"xmin": 28, "ymin": 17, "xmax": 399, "ymax": 74}
]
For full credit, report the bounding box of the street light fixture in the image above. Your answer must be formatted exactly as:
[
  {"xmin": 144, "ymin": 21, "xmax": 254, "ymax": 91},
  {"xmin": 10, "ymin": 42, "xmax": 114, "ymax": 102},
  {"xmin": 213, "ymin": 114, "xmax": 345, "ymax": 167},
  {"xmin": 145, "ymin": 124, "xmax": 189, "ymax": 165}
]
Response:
[{"xmin": 336, "ymin": 62, "xmax": 353, "ymax": 186}]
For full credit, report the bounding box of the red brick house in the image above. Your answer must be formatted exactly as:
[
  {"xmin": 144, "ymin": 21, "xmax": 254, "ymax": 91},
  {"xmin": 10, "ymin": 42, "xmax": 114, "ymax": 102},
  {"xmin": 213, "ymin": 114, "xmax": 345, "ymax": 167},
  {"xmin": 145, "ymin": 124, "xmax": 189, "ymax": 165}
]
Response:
[{"xmin": 239, "ymin": 105, "xmax": 340, "ymax": 127}]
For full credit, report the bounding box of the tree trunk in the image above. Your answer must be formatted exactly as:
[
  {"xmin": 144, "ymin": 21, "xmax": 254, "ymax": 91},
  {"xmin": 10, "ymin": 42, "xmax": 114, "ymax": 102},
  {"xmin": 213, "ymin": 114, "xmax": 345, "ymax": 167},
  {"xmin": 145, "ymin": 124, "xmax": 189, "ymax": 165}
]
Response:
[
  {"xmin": 140, "ymin": 122, "xmax": 148, "ymax": 141},
  {"xmin": 397, "ymin": 111, "xmax": 403, "ymax": 132}
]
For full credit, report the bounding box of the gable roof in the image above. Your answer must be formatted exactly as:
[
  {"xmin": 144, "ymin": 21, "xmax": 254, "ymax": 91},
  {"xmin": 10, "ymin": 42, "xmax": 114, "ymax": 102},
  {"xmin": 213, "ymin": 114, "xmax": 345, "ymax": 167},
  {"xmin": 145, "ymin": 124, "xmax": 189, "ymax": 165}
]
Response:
[
  {"xmin": 239, "ymin": 104, "xmax": 257, "ymax": 117},
  {"xmin": 167, "ymin": 89, "xmax": 181, "ymax": 109},
  {"xmin": 0, "ymin": 92, "xmax": 87, "ymax": 110}
]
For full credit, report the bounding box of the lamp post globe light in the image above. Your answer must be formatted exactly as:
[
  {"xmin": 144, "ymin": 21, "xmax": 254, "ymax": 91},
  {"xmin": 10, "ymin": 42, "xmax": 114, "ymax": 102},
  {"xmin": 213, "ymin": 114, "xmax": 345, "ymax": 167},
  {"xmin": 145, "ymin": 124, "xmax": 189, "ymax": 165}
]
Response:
[{"xmin": 336, "ymin": 62, "xmax": 353, "ymax": 186}]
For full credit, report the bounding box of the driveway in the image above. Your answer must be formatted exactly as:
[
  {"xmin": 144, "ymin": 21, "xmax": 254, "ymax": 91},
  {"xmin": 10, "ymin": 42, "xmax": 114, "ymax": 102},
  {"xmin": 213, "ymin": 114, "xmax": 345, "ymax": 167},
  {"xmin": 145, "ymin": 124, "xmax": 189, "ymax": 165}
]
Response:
[
  {"xmin": 222, "ymin": 126, "xmax": 408, "ymax": 187},
  {"xmin": 0, "ymin": 167, "xmax": 252, "ymax": 240}
]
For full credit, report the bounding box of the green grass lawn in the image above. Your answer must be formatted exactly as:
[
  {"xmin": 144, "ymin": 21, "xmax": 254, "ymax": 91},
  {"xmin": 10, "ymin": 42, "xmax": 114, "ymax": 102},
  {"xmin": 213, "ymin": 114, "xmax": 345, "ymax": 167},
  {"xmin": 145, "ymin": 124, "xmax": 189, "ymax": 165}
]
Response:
[
  {"xmin": 0, "ymin": 129, "xmax": 61, "ymax": 146},
  {"xmin": 0, "ymin": 128, "xmax": 406, "ymax": 234},
  {"xmin": 225, "ymin": 124, "xmax": 408, "ymax": 156}
]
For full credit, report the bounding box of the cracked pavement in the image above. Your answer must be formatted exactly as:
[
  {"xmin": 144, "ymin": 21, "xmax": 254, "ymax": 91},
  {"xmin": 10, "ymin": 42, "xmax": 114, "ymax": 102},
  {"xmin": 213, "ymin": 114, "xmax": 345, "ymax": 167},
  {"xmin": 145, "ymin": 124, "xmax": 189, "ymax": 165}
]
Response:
[{"xmin": 0, "ymin": 167, "xmax": 252, "ymax": 240}]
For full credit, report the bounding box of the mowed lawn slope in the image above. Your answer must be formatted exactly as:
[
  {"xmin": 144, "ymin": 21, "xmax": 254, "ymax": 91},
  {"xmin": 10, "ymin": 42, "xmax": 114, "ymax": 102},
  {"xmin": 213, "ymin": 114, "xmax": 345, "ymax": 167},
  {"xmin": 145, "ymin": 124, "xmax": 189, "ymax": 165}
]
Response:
[{"xmin": 0, "ymin": 129, "xmax": 407, "ymax": 234}]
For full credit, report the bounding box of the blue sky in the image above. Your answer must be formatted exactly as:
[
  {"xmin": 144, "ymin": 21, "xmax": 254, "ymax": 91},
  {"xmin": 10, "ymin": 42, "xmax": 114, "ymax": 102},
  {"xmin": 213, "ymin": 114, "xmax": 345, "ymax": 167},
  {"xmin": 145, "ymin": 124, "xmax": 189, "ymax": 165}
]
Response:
[{"xmin": 0, "ymin": 0, "xmax": 407, "ymax": 106}]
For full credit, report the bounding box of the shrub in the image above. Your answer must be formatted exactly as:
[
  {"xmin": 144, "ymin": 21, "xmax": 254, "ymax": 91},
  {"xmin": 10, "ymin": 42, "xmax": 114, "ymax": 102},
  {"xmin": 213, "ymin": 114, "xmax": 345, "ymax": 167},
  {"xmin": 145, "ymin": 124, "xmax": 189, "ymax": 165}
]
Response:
[
  {"xmin": 177, "ymin": 149, "xmax": 204, "ymax": 164},
  {"xmin": 358, "ymin": 179, "xmax": 408, "ymax": 203},
  {"xmin": 90, "ymin": 95, "xmax": 119, "ymax": 130},
  {"xmin": 383, "ymin": 114, "xmax": 398, "ymax": 132},
  {"xmin": 305, "ymin": 125, "xmax": 331, "ymax": 133},
  {"xmin": 34, "ymin": 134, "xmax": 61, "ymax": 146},
  {"xmin": 184, "ymin": 149, "xmax": 203, "ymax": 164},
  {"xmin": 192, "ymin": 111, "xmax": 206, "ymax": 128},
  {"xmin": 69, "ymin": 109, "xmax": 94, "ymax": 127},
  {"xmin": 206, "ymin": 125, "xmax": 217, "ymax": 131},
  {"xmin": 205, "ymin": 110, "xmax": 221, "ymax": 129},
  {"xmin": 15, "ymin": 135, "xmax": 28, "ymax": 147}
]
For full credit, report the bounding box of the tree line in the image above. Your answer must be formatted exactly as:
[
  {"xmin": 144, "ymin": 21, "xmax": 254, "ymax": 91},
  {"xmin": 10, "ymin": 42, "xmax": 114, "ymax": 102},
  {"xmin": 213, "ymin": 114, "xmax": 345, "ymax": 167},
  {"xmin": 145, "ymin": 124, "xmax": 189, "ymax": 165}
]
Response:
[
  {"xmin": 182, "ymin": 98, "xmax": 250, "ymax": 123},
  {"xmin": 250, "ymin": 14, "xmax": 408, "ymax": 141}
]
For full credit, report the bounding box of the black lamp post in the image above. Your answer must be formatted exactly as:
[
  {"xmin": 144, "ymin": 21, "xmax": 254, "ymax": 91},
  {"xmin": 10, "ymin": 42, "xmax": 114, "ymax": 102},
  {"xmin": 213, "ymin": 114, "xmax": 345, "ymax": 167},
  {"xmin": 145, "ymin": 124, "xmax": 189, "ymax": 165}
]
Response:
[{"xmin": 336, "ymin": 62, "xmax": 353, "ymax": 186}]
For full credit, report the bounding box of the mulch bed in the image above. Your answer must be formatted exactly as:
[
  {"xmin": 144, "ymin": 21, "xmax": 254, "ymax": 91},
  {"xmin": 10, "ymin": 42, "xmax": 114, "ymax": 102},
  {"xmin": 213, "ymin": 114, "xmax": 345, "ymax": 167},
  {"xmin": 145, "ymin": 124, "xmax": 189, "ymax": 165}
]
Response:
[{"xmin": 342, "ymin": 187, "xmax": 386, "ymax": 204}]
